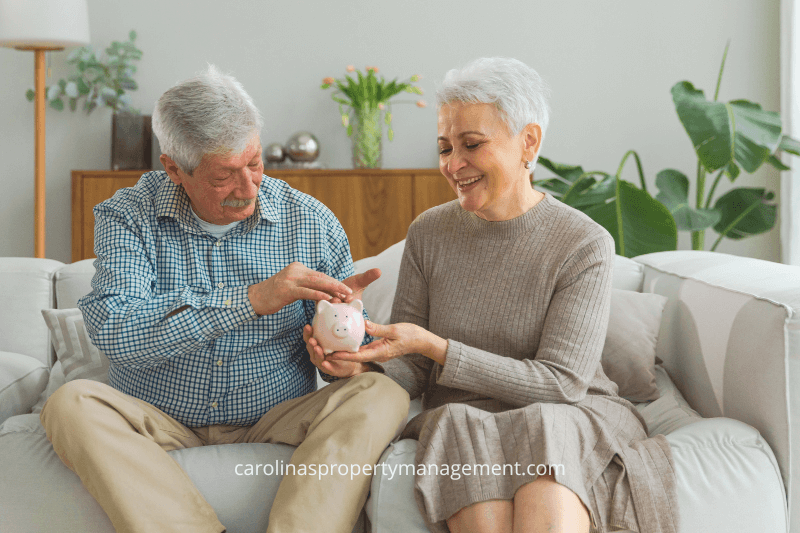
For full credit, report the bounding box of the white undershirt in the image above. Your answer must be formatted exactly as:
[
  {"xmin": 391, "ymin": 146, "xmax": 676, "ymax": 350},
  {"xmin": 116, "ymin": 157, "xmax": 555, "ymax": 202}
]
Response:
[{"xmin": 190, "ymin": 206, "xmax": 240, "ymax": 238}]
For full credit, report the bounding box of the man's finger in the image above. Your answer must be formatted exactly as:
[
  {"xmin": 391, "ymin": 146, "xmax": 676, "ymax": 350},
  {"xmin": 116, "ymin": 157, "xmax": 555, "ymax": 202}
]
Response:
[
  {"xmin": 344, "ymin": 268, "xmax": 381, "ymax": 293},
  {"xmin": 306, "ymin": 272, "xmax": 353, "ymax": 297}
]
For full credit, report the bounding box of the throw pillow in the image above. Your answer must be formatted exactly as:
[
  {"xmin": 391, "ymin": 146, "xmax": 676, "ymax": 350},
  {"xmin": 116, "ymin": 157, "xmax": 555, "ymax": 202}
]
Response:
[
  {"xmin": 602, "ymin": 289, "xmax": 668, "ymax": 403},
  {"xmin": 0, "ymin": 351, "xmax": 49, "ymax": 425},
  {"xmin": 40, "ymin": 308, "xmax": 110, "ymax": 384}
]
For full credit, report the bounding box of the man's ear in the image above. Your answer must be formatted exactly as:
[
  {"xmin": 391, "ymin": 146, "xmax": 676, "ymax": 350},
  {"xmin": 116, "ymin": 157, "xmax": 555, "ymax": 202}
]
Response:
[
  {"xmin": 521, "ymin": 123, "xmax": 542, "ymax": 164},
  {"xmin": 160, "ymin": 154, "xmax": 183, "ymax": 186}
]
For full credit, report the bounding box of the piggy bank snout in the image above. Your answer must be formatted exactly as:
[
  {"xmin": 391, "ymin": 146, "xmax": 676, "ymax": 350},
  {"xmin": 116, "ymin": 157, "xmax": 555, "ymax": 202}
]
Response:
[{"xmin": 332, "ymin": 324, "xmax": 351, "ymax": 339}]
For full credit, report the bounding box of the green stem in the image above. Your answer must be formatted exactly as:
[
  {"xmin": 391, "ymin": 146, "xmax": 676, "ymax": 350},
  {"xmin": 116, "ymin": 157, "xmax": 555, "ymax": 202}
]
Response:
[
  {"xmin": 615, "ymin": 150, "xmax": 647, "ymax": 192},
  {"xmin": 704, "ymin": 168, "xmax": 726, "ymax": 209},
  {"xmin": 710, "ymin": 200, "xmax": 761, "ymax": 251},
  {"xmin": 713, "ymin": 40, "xmax": 730, "ymax": 102},
  {"xmin": 692, "ymin": 159, "xmax": 707, "ymax": 250}
]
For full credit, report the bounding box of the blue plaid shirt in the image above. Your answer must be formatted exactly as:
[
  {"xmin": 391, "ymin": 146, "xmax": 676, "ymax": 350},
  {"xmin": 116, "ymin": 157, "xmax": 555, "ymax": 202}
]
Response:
[{"xmin": 78, "ymin": 171, "xmax": 371, "ymax": 427}]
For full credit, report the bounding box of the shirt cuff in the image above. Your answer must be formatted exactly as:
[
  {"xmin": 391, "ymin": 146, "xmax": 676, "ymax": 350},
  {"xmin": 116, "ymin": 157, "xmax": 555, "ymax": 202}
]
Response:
[{"xmin": 437, "ymin": 339, "xmax": 466, "ymax": 388}]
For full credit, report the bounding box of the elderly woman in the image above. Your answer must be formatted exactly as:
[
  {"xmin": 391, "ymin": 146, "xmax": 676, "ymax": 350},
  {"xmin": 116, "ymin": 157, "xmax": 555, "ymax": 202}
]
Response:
[{"xmin": 304, "ymin": 57, "xmax": 678, "ymax": 533}]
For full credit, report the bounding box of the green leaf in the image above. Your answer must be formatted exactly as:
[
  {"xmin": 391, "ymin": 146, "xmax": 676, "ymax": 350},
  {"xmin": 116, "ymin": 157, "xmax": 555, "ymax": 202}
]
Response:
[
  {"xmin": 655, "ymin": 169, "xmax": 721, "ymax": 231},
  {"xmin": 69, "ymin": 98, "xmax": 77, "ymax": 112},
  {"xmin": 129, "ymin": 30, "xmax": 137, "ymax": 41},
  {"xmin": 712, "ymin": 187, "xmax": 777, "ymax": 240},
  {"xmin": 725, "ymin": 161, "xmax": 740, "ymax": 181},
  {"xmin": 779, "ymin": 134, "xmax": 800, "ymax": 156},
  {"xmin": 584, "ymin": 180, "xmax": 677, "ymax": 258},
  {"xmin": 536, "ymin": 157, "xmax": 587, "ymax": 197},
  {"xmin": 25, "ymin": 89, "xmax": 34, "ymax": 101},
  {"xmin": 767, "ymin": 154, "xmax": 791, "ymax": 171},
  {"xmin": 671, "ymin": 82, "xmax": 782, "ymax": 173},
  {"xmin": 77, "ymin": 77, "xmax": 91, "ymax": 95},
  {"xmin": 49, "ymin": 98, "xmax": 64, "ymax": 111}
]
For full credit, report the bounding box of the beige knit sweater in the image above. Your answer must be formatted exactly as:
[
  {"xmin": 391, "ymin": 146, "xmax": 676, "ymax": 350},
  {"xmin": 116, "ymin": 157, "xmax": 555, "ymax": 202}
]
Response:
[{"xmin": 378, "ymin": 194, "xmax": 679, "ymax": 533}]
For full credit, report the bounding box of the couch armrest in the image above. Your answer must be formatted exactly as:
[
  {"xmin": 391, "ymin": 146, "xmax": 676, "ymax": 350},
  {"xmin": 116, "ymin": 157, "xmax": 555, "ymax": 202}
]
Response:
[
  {"xmin": 634, "ymin": 250, "xmax": 799, "ymax": 531},
  {"xmin": 0, "ymin": 351, "xmax": 49, "ymax": 426}
]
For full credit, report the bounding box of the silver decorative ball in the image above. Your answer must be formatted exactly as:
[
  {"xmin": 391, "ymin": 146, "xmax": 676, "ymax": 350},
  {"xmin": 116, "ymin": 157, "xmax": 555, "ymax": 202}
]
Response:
[
  {"xmin": 264, "ymin": 142, "xmax": 286, "ymax": 163},
  {"xmin": 285, "ymin": 131, "xmax": 320, "ymax": 162}
]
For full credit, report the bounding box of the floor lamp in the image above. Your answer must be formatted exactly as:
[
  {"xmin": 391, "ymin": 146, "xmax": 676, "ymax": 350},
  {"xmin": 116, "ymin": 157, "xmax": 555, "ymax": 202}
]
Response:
[{"xmin": 0, "ymin": 0, "xmax": 90, "ymax": 258}]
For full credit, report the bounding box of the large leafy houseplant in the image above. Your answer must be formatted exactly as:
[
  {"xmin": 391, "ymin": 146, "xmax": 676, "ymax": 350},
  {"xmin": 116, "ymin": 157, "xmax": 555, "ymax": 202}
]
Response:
[
  {"xmin": 26, "ymin": 30, "xmax": 142, "ymax": 114},
  {"xmin": 536, "ymin": 43, "xmax": 800, "ymax": 257},
  {"xmin": 657, "ymin": 43, "xmax": 800, "ymax": 251},
  {"xmin": 535, "ymin": 152, "xmax": 677, "ymax": 258}
]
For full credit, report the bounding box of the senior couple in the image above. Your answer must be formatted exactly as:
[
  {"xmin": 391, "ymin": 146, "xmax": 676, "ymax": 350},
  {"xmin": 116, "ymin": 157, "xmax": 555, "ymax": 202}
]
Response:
[{"xmin": 41, "ymin": 58, "xmax": 677, "ymax": 533}]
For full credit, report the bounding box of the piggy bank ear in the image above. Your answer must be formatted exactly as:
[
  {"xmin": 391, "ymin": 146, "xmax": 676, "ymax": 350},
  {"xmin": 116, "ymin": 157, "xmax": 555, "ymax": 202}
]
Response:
[
  {"xmin": 348, "ymin": 299, "xmax": 363, "ymax": 313},
  {"xmin": 316, "ymin": 300, "xmax": 333, "ymax": 314}
]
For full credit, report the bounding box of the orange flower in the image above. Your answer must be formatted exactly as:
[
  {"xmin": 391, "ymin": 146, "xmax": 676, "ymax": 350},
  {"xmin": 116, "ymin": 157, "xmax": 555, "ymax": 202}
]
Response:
[
  {"xmin": 366, "ymin": 66, "xmax": 379, "ymax": 73},
  {"xmin": 378, "ymin": 103, "xmax": 385, "ymax": 110},
  {"xmin": 346, "ymin": 65, "xmax": 355, "ymax": 72},
  {"xmin": 416, "ymin": 100, "xmax": 427, "ymax": 108},
  {"xmin": 322, "ymin": 77, "xmax": 335, "ymax": 85}
]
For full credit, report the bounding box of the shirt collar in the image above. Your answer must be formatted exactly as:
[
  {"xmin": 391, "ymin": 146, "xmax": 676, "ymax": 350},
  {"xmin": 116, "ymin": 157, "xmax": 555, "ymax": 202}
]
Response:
[{"xmin": 154, "ymin": 172, "xmax": 280, "ymax": 234}]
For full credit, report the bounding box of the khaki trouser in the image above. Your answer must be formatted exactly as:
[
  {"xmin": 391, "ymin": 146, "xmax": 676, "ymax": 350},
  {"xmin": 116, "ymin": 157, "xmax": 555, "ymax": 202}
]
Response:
[{"xmin": 40, "ymin": 372, "xmax": 410, "ymax": 533}]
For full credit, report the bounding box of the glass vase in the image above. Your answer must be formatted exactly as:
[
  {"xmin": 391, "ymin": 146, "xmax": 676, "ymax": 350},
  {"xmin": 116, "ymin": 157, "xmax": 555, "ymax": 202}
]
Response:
[{"xmin": 351, "ymin": 106, "xmax": 383, "ymax": 169}]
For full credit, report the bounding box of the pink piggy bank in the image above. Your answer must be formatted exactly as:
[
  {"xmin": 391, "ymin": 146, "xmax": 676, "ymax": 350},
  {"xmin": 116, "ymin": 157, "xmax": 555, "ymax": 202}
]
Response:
[{"xmin": 312, "ymin": 299, "xmax": 366, "ymax": 354}]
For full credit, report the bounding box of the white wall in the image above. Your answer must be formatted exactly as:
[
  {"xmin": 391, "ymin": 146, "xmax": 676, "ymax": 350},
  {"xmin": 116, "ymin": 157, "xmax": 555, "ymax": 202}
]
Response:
[{"xmin": 0, "ymin": 0, "xmax": 782, "ymax": 263}]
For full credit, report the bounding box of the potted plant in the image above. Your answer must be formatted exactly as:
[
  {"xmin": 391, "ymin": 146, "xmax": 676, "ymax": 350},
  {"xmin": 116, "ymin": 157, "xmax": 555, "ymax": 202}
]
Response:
[
  {"xmin": 321, "ymin": 66, "xmax": 425, "ymax": 169},
  {"xmin": 26, "ymin": 30, "xmax": 148, "ymax": 170},
  {"xmin": 536, "ymin": 43, "xmax": 800, "ymax": 257}
]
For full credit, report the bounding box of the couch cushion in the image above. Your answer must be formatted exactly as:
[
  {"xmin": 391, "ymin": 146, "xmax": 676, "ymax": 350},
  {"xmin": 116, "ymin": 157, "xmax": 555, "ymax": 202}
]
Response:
[
  {"xmin": 55, "ymin": 259, "xmax": 95, "ymax": 310},
  {"xmin": 601, "ymin": 289, "xmax": 667, "ymax": 402},
  {"xmin": 0, "ymin": 258, "xmax": 63, "ymax": 365},
  {"xmin": 0, "ymin": 352, "xmax": 48, "ymax": 425},
  {"xmin": 41, "ymin": 308, "xmax": 109, "ymax": 383},
  {"xmin": 635, "ymin": 250, "xmax": 800, "ymax": 532}
]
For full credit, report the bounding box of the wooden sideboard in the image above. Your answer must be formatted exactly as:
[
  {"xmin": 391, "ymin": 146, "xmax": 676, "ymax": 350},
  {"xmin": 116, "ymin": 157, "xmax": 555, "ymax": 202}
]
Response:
[{"xmin": 71, "ymin": 168, "xmax": 456, "ymax": 263}]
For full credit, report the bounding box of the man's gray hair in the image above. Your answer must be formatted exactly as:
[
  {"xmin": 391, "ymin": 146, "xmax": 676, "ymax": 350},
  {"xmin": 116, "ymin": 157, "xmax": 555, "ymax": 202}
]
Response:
[
  {"xmin": 152, "ymin": 65, "xmax": 263, "ymax": 174},
  {"xmin": 437, "ymin": 57, "xmax": 550, "ymax": 167}
]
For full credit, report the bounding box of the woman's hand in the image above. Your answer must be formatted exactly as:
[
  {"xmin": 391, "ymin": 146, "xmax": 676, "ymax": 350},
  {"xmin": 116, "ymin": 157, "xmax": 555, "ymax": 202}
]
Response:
[
  {"xmin": 327, "ymin": 320, "xmax": 448, "ymax": 365},
  {"xmin": 303, "ymin": 324, "xmax": 367, "ymax": 378}
]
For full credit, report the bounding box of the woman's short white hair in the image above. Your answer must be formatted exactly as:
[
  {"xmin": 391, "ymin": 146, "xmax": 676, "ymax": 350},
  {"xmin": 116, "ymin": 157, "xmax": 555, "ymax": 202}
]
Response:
[
  {"xmin": 437, "ymin": 57, "xmax": 550, "ymax": 167},
  {"xmin": 152, "ymin": 65, "xmax": 263, "ymax": 175}
]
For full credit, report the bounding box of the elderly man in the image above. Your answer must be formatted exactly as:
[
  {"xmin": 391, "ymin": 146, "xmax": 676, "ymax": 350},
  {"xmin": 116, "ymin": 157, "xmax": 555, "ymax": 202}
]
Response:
[{"xmin": 39, "ymin": 66, "xmax": 410, "ymax": 533}]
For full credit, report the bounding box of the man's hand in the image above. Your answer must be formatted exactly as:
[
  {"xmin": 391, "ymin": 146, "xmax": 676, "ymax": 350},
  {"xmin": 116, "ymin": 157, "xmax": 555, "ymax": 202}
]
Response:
[
  {"xmin": 248, "ymin": 262, "xmax": 352, "ymax": 316},
  {"xmin": 334, "ymin": 268, "xmax": 381, "ymax": 304},
  {"xmin": 303, "ymin": 324, "xmax": 367, "ymax": 378}
]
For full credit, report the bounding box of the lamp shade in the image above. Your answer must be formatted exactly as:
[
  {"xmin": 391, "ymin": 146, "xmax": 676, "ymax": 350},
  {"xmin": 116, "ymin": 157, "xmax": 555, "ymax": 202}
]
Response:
[{"xmin": 0, "ymin": 0, "xmax": 90, "ymax": 49}]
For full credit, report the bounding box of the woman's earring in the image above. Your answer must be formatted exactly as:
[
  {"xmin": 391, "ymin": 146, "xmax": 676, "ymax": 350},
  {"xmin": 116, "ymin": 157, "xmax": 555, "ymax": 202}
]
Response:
[{"xmin": 524, "ymin": 161, "xmax": 531, "ymax": 169}]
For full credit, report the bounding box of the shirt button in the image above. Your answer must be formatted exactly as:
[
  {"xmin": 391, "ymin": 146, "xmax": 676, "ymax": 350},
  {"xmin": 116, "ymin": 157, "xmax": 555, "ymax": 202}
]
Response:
[
  {"xmin": 217, "ymin": 282, "xmax": 224, "ymax": 289},
  {"xmin": 215, "ymin": 241, "xmax": 222, "ymax": 247},
  {"xmin": 210, "ymin": 401, "xmax": 218, "ymax": 408},
  {"xmin": 216, "ymin": 359, "xmax": 223, "ymax": 366}
]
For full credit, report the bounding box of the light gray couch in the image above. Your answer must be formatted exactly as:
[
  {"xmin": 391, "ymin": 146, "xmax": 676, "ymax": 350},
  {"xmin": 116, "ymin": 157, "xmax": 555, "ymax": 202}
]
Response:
[{"xmin": 0, "ymin": 241, "xmax": 798, "ymax": 533}]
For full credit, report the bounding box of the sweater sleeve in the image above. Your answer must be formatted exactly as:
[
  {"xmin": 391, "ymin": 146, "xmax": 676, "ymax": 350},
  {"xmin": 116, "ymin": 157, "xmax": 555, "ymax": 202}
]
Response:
[
  {"xmin": 436, "ymin": 234, "xmax": 614, "ymax": 406},
  {"xmin": 376, "ymin": 229, "xmax": 435, "ymax": 400}
]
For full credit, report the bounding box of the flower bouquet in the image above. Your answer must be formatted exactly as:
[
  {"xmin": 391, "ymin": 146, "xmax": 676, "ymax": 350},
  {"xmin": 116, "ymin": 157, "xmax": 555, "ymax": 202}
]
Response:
[{"xmin": 321, "ymin": 66, "xmax": 425, "ymax": 168}]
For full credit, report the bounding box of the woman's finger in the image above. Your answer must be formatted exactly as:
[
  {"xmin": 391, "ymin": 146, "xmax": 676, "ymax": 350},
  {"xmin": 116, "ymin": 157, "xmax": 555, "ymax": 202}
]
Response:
[{"xmin": 364, "ymin": 320, "xmax": 391, "ymax": 338}]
